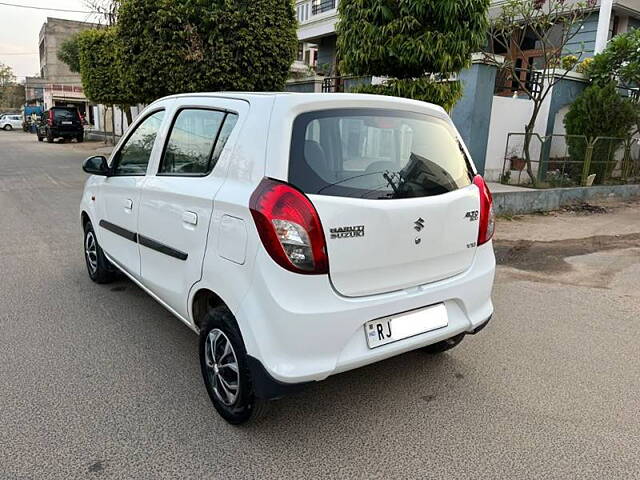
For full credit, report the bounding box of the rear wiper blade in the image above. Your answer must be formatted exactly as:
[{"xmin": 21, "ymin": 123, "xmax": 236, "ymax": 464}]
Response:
[
  {"xmin": 382, "ymin": 170, "xmax": 400, "ymax": 194},
  {"xmin": 316, "ymin": 170, "xmax": 398, "ymax": 194}
]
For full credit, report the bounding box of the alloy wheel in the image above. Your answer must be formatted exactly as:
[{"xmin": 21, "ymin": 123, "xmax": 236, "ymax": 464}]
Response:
[
  {"xmin": 205, "ymin": 328, "xmax": 240, "ymax": 406},
  {"xmin": 85, "ymin": 231, "xmax": 98, "ymax": 274}
]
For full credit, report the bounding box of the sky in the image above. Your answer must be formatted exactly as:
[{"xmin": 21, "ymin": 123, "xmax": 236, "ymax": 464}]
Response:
[{"xmin": 0, "ymin": 1, "xmax": 104, "ymax": 81}]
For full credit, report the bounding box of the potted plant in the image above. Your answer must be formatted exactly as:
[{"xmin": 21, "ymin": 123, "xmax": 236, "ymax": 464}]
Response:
[{"xmin": 510, "ymin": 156, "xmax": 527, "ymax": 171}]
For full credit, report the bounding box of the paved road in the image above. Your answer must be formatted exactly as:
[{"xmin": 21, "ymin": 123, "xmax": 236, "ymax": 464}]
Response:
[{"xmin": 1, "ymin": 130, "xmax": 639, "ymax": 479}]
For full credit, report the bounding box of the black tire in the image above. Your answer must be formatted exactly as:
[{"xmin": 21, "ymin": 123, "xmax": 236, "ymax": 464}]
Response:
[
  {"xmin": 76, "ymin": 134, "xmax": 84, "ymax": 143},
  {"xmin": 46, "ymin": 130, "xmax": 54, "ymax": 143},
  {"xmin": 422, "ymin": 333, "xmax": 465, "ymax": 354},
  {"xmin": 4, "ymin": 124, "xmax": 12, "ymax": 131},
  {"xmin": 199, "ymin": 306, "xmax": 268, "ymax": 425},
  {"xmin": 37, "ymin": 135, "xmax": 43, "ymax": 142},
  {"xmin": 83, "ymin": 221, "xmax": 117, "ymax": 284}
]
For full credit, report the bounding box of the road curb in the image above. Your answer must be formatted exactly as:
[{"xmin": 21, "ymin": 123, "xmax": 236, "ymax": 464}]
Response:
[{"xmin": 493, "ymin": 184, "xmax": 640, "ymax": 215}]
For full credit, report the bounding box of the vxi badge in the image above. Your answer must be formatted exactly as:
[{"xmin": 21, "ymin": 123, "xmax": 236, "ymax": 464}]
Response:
[
  {"xmin": 465, "ymin": 210, "xmax": 479, "ymax": 222},
  {"xmin": 330, "ymin": 225, "xmax": 365, "ymax": 239}
]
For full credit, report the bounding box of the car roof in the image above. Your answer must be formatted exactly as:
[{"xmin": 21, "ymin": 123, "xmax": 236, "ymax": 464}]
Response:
[{"xmin": 160, "ymin": 92, "xmax": 447, "ymax": 117}]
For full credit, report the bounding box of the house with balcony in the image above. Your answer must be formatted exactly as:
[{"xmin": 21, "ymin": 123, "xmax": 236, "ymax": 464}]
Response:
[
  {"xmin": 291, "ymin": 0, "xmax": 640, "ymax": 78},
  {"xmin": 294, "ymin": 0, "xmax": 339, "ymax": 74},
  {"xmin": 288, "ymin": 0, "xmax": 640, "ymax": 181}
]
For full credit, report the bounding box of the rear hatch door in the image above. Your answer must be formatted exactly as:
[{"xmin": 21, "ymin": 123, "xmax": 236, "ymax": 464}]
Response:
[
  {"xmin": 311, "ymin": 187, "xmax": 479, "ymax": 297},
  {"xmin": 288, "ymin": 107, "xmax": 480, "ymax": 297},
  {"xmin": 53, "ymin": 108, "xmax": 81, "ymax": 132}
]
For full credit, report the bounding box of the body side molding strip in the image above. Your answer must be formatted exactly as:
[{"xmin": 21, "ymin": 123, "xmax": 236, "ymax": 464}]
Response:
[
  {"xmin": 99, "ymin": 220, "xmax": 188, "ymax": 261},
  {"xmin": 138, "ymin": 234, "xmax": 188, "ymax": 261},
  {"xmin": 99, "ymin": 219, "xmax": 137, "ymax": 242}
]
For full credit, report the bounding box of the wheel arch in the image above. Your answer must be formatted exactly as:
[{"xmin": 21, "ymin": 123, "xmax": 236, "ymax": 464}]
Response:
[
  {"xmin": 81, "ymin": 210, "xmax": 91, "ymax": 229},
  {"xmin": 191, "ymin": 288, "xmax": 230, "ymax": 331}
]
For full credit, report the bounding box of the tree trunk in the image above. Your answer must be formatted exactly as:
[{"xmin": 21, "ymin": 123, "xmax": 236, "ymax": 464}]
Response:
[
  {"xmin": 120, "ymin": 107, "xmax": 124, "ymax": 136},
  {"xmin": 522, "ymin": 103, "xmax": 542, "ymax": 186},
  {"xmin": 523, "ymin": 123, "xmax": 536, "ymax": 185},
  {"xmin": 124, "ymin": 105, "xmax": 133, "ymax": 126},
  {"xmin": 110, "ymin": 105, "xmax": 116, "ymax": 146},
  {"xmin": 102, "ymin": 106, "xmax": 108, "ymax": 145}
]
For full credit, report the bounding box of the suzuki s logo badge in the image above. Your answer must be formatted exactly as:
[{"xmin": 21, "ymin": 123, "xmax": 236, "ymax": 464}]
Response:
[{"xmin": 414, "ymin": 217, "xmax": 424, "ymax": 245}]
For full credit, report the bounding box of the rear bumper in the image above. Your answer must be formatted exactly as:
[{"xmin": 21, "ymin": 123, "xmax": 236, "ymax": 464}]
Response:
[
  {"xmin": 50, "ymin": 128, "xmax": 83, "ymax": 137},
  {"xmin": 247, "ymin": 355, "xmax": 312, "ymax": 400},
  {"xmin": 237, "ymin": 242, "xmax": 496, "ymax": 386},
  {"xmin": 248, "ymin": 315, "xmax": 493, "ymax": 400}
]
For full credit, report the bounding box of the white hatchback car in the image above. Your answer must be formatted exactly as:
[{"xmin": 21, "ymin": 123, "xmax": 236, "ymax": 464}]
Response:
[
  {"xmin": 80, "ymin": 93, "xmax": 495, "ymax": 424},
  {"xmin": 1, "ymin": 114, "xmax": 23, "ymax": 130}
]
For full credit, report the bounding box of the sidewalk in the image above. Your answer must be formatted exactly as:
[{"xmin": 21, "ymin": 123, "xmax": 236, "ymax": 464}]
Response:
[
  {"xmin": 491, "ymin": 182, "xmax": 640, "ymax": 215},
  {"xmin": 487, "ymin": 182, "xmax": 533, "ymax": 193},
  {"xmin": 94, "ymin": 145, "xmax": 114, "ymax": 155}
]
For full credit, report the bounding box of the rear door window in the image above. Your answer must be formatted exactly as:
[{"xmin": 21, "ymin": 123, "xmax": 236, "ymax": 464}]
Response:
[
  {"xmin": 53, "ymin": 109, "xmax": 76, "ymax": 121},
  {"xmin": 158, "ymin": 109, "xmax": 237, "ymax": 176},
  {"xmin": 289, "ymin": 109, "xmax": 473, "ymax": 199}
]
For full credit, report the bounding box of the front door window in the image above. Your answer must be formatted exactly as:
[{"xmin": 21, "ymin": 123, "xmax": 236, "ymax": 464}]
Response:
[{"xmin": 112, "ymin": 110, "xmax": 165, "ymax": 176}]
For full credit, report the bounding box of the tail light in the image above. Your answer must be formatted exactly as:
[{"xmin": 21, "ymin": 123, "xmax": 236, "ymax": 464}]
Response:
[
  {"xmin": 47, "ymin": 115, "xmax": 53, "ymax": 126},
  {"xmin": 473, "ymin": 175, "xmax": 495, "ymax": 246},
  {"xmin": 250, "ymin": 178, "xmax": 328, "ymax": 275}
]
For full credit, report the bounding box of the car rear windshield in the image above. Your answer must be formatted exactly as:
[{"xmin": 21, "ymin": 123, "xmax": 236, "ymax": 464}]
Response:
[
  {"xmin": 289, "ymin": 109, "xmax": 473, "ymax": 199},
  {"xmin": 53, "ymin": 109, "xmax": 77, "ymax": 120}
]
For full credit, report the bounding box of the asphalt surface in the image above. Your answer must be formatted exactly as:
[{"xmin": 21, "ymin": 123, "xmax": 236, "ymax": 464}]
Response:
[{"xmin": 1, "ymin": 130, "xmax": 639, "ymax": 479}]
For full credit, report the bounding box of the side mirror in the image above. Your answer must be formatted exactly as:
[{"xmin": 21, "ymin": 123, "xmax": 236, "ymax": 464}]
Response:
[{"xmin": 82, "ymin": 155, "xmax": 110, "ymax": 176}]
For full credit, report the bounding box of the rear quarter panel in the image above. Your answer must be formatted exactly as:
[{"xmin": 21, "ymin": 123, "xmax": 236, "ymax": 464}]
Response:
[{"xmin": 189, "ymin": 96, "xmax": 274, "ymax": 344}]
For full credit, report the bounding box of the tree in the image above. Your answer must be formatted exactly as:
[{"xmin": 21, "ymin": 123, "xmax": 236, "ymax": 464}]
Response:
[
  {"xmin": 77, "ymin": 28, "xmax": 136, "ymax": 142},
  {"xmin": 58, "ymin": 2, "xmax": 122, "ymax": 73},
  {"xmin": 585, "ymin": 28, "xmax": 640, "ymax": 136},
  {"xmin": 0, "ymin": 62, "xmax": 16, "ymax": 105},
  {"xmin": 336, "ymin": 0, "xmax": 489, "ymax": 111},
  {"xmin": 116, "ymin": 0, "xmax": 298, "ymax": 104},
  {"xmin": 0, "ymin": 62, "xmax": 15, "ymax": 86},
  {"xmin": 0, "ymin": 84, "xmax": 25, "ymax": 109},
  {"xmin": 587, "ymin": 28, "xmax": 640, "ymax": 89},
  {"xmin": 564, "ymin": 82, "xmax": 636, "ymax": 183},
  {"xmin": 486, "ymin": 0, "xmax": 595, "ymax": 185},
  {"xmin": 57, "ymin": 34, "xmax": 82, "ymax": 73},
  {"xmin": 84, "ymin": 0, "xmax": 120, "ymax": 25}
]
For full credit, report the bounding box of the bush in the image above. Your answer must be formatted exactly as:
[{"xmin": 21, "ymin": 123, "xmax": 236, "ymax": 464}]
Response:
[
  {"xmin": 352, "ymin": 77, "xmax": 463, "ymax": 111},
  {"xmin": 564, "ymin": 82, "xmax": 636, "ymax": 183},
  {"xmin": 117, "ymin": 0, "xmax": 298, "ymax": 104}
]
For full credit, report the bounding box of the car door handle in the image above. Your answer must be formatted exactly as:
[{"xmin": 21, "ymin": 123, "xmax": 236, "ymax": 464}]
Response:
[
  {"xmin": 124, "ymin": 198, "xmax": 133, "ymax": 210},
  {"xmin": 182, "ymin": 211, "xmax": 198, "ymax": 225}
]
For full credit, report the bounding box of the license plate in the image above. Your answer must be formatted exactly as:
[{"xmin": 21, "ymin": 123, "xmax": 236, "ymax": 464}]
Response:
[
  {"xmin": 365, "ymin": 303, "xmax": 448, "ymax": 349},
  {"xmin": 62, "ymin": 121, "xmax": 72, "ymax": 125}
]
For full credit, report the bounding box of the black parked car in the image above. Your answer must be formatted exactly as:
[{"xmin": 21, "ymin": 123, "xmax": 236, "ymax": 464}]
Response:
[{"xmin": 37, "ymin": 107, "xmax": 84, "ymax": 143}]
